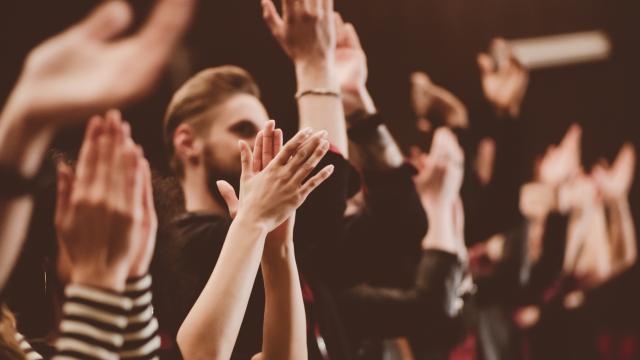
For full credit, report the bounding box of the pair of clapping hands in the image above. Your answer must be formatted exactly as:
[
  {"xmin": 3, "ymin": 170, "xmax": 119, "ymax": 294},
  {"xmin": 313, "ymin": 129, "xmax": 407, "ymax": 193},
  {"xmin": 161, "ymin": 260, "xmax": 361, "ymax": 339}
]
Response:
[
  {"xmin": 521, "ymin": 125, "xmax": 635, "ymax": 220},
  {"xmin": 56, "ymin": 115, "xmax": 332, "ymax": 291}
]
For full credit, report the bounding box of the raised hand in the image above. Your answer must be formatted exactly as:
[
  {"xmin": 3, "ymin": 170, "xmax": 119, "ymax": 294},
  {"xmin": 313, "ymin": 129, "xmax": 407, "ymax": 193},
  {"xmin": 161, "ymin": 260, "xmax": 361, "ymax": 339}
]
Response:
[
  {"xmin": 538, "ymin": 124, "xmax": 582, "ymax": 187},
  {"xmin": 592, "ymin": 143, "xmax": 636, "ymax": 203},
  {"xmin": 2, "ymin": 0, "xmax": 195, "ymax": 128},
  {"xmin": 332, "ymin": 14, "xmax": 377, "ymax": 118},
  {"xmin": 477, "ymin": 38, "xmax": 529, "ymax": 118},
  {"xmin": 55, "ymin": 111, "xmax": 146, "ymax": 291},
  {"xmin": 218, "ymin": 127, "xmax": 334, "ymax": 231},
  {"xmin": 519, "ymin": 182, "xmax": 557, "ymax": 220},
  {"xmin": 410, "ymin": 72, "xmax": 469, "ymax": 130},
  {"xmin": 216, "ymin": 120, "xmax": 295, "ymax": 246},
  {"xmin": 413, "ymin": 128, "xmax": 465, "ymax": 210},
  {"xmin": 262, "ymin": 0, "xmax": 336, "ymax": 67}
]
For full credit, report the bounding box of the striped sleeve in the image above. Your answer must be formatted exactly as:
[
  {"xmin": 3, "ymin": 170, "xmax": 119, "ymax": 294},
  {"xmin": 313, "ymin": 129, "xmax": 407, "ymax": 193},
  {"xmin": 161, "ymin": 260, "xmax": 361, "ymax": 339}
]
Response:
[
  {"xmin": 119, "ymin": 275, "xmax": 160, "ymax": 360},
  {"xmin": 53, "ymin": 284, "xmax": 132, "ymax": 360},
  {"xmin": 15, "ymin": 333, "xmax": 43, "ymax": 360}
]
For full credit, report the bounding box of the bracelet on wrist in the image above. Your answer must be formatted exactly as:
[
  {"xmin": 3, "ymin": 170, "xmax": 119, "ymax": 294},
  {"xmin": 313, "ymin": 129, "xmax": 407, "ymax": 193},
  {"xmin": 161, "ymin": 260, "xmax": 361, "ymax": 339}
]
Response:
[{"xmin": 295, "ymin": 88, "xmax": 341, "ymax": 100}]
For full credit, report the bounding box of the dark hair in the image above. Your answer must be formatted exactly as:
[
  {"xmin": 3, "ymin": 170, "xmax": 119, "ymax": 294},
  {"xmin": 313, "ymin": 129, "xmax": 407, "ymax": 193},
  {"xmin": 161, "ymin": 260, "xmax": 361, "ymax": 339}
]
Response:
[{"xmin": 163, "ymin": 65, "xmax": 261, "ymax": 177}]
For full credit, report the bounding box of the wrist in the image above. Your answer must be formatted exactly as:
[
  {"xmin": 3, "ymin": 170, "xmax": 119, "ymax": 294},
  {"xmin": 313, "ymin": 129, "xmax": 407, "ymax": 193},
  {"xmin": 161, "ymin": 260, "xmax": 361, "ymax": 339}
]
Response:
[
  {"xmin": 343, "ymin": 86, "xmax": 377, "ymax": 118},
  {"xmin": 71, "ymin": 265, "xmax": 129, "ymax": 292},
  {"xmin": 263, "ymin": 240, "xmax": 295, "ymax": 265},
  {"xmin": 233, "ymin": 212, "xmax": 271, "ymax": 237},
  {"xmin": 295, "ymin": 60, "xmax": 339, "ymax": 90},
  {"xmin": 0, "ymin": 100, "xmax": 55, "ymax": 178}
]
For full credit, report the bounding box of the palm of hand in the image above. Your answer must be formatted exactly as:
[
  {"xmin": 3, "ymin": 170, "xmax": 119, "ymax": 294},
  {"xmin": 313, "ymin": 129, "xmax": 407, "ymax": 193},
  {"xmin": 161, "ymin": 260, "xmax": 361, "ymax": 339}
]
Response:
[{"xmin": 21, "ymin": 38, "xmax": 161, "ymax": 123}]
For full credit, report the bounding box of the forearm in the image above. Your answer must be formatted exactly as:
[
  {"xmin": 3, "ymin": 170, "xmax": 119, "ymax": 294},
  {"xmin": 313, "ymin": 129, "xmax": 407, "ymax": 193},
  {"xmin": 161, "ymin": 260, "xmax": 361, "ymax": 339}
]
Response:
[
  {"xmin": 295, "ymin": 61, "xmax": 349, "ymax": 156},
  {"xmin": 177, "ymin": 216, "xmax": 268, "ymax": 360},
  {"xmin": 339, "ymin": 250, "xmax": 464, "ymax": 340},
  {"xmin": 260, "ymin": 242, "xmax": 308, "ymax": 360},
  {"xmin": 607, "ymin": 199, "xmax": 637, "ymax": 270},
  {"xmin": 0, "ymin": 102, "xmax": 54, "ymax": 291},
  {"xmin": 422, "ymin": 205, "xmax": 458, "ymax": 255}
]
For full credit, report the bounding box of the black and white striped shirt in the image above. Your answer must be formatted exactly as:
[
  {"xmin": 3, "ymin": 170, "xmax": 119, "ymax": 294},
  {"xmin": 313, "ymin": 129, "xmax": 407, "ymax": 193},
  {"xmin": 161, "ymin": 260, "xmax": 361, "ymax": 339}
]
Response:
[{"xmin": 16, "ymin": 275, "xmax": 160, "ymax": 360}]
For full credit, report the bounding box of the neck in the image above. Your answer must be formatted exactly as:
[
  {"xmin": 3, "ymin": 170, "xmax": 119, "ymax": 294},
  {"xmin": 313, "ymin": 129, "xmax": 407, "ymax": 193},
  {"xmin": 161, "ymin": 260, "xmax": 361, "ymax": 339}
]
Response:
[{"xmin": 182, "ymin": 167, "xmax": 227, "ymax": 216}]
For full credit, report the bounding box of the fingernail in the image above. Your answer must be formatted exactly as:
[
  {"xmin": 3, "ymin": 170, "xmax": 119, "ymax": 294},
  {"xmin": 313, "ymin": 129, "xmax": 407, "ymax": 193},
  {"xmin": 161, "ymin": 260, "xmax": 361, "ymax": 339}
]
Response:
[{"xmin": 302, "ymin": 128, "xmax": 313, "ymax": 135}]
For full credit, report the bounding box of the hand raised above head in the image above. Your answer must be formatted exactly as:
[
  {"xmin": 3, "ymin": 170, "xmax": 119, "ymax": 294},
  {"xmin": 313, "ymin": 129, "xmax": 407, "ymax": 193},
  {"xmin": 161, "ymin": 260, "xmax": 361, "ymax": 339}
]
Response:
[
  {"xmin": 4, "ymin": 0, "xmax": 195, "ymax": 128},
  {"xmin": 592, "ymin": 143, "xmax": 636, "ymax": 203},
  {"xmin": 262, "ymin": 0, "xmax": 336, "ymax": 67},
  {"xmin": 539, "ymin": 124, "xmax": 582, "ymax": 187},
  {"xmin": 477, "ymin": 38, "xmax": 529, "ymax": 118}
]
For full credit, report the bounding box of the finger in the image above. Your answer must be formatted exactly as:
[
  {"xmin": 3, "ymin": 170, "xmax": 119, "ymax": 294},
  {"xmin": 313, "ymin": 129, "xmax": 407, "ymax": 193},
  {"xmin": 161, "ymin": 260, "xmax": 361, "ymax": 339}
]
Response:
[
  {"xmin": 283, "ymin": 0, "xmax": 296, "ymax": 17},
  {"xmin": 142, "ymin": 159, "xmax": 156, "ymax": 222},
  {"xmin": 477, "ymin": 53, "xmax": 495, "ymax": 76},
  {"xmin": 299, "ymin": 164, "xmax": 335, "ymax": 200},
  {"xmin": 291, "ymin": 138, "xmax": 330, "ymax": 184},
  {"xmin": 253, "ymin": 130, "xmax": 264, "ymax": 172},
  {"xmin": 55, "ymin": 163, "xmax": 74, "ymax": 226},
  {"xmin": 335, "ymin": 13, "xmax": 348, "ymax": 46},
  {"xmin": 239, "ymin": 140, "xmax": 254, "ymax": 180},
  {"xmin": 72, "ymin": 0, "xmax": 133, "ymax": 41},
  {"xmin": 105, "ymin": 109, "xmax": 124, "ymax": 143},
  {"xmin": 309, "ymin": 0, "xmax": 322, "ymax": 16},
  {"xmin": 136, "ymin": 0, "xmax": 196, "ymax": 58},
  {"xmin": 122, "ymin": 121, "xmax": 131, "ymax": 139},
  {"xmin": 76, "ymin": 116, "xmax": 102, "ymax": 186},
  {"xmin": 91, "ymin": 132, "xmax": 116, "ymax": 198},
  {"xmin": 287, "ymin": 130, "xmax": 327, "ymax": 171},
  {"xmin": 262, "ymin": 120, "xmax": 276, "ymax": 166},
  {"xmin": 274, "ymin": 128, "xmax": 283, "ymax": 155},
  {"xmin": 323, "ymin": 0, "xmax": 333, "ymax": 15},
  {"xmin": 262, "ymin": 0, "xmax": 284, "ymax": 37},
  {"xmin": 343, "ymin": 23, "xmax": 363, "ymax": 50},
  {"xmin": 273, "ymin": 128, "xmax": 314, "ymax": 166},
  {"xmin": 216, "ymin": 180, "xmax": 239, "ymax": 218}
]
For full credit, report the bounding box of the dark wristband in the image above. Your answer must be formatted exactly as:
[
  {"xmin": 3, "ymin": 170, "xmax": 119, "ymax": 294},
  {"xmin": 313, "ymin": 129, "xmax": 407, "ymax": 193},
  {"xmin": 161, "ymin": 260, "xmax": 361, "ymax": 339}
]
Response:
[
  {"xmin": 347, "ymin": 111, "xmax": 385, "ymax": 142},
  {"xmin": 0, "ymin": 165, "xmax": 47, "ymax": 200}
]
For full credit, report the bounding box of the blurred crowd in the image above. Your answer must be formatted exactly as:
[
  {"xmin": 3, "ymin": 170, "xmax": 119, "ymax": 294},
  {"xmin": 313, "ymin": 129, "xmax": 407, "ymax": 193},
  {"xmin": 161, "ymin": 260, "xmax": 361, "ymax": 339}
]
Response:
[{"xmin": 0, "ymin": 0, "xmax": 637, "ymax": 359}]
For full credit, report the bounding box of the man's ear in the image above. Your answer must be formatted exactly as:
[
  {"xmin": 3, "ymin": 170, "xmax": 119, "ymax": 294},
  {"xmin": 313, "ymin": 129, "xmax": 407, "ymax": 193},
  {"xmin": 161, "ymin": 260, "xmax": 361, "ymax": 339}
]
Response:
[{"xmin": 174, "ymin": 124, "xmax": 203, "ymax": 166}]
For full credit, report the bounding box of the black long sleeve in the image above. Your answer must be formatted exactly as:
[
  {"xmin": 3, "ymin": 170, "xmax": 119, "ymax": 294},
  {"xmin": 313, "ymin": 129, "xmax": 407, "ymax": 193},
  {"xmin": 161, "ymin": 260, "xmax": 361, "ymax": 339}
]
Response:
[{"xmin": 337, "ymin": 250, "xmax": 464, "ymax": 345}]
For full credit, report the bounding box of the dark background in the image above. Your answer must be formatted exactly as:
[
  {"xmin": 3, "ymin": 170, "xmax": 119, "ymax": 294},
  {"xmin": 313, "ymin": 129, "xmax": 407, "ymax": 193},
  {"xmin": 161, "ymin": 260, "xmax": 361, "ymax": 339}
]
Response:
[
  {"xmin": 1, "ymin": 0, "xmax": 638, "ymax": 169},
  {"xmin": 1, "ymin": 0, "xmax": 639, "ymax": 340}
]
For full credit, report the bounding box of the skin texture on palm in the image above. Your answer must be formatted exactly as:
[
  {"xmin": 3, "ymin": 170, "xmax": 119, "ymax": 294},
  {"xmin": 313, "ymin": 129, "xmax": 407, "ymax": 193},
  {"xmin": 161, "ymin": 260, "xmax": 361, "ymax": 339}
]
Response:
[
  {"xmin": 0, "ymin": 0, "xmax": 195, "ymax": 292},
  {"xmin": 177, "ymin": 124, "xmax": 331, "ymax": 360}
]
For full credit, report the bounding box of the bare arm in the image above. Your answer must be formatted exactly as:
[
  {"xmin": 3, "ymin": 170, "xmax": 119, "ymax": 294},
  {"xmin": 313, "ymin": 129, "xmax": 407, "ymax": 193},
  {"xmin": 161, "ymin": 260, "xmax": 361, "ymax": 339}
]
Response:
[
  {"xmin": 178, "ymin": 127, "xmax": 332, "ymax": 360},
  {"xmin": 259, "ymin": 217, "xmax": 308, "ymax": 360},
  {"xmin": 177, "ymin": 215, "xmax": 269, "ymax": 360},
  {"xmin": 606, "ymin": 199, "xmax": 637, "ymax": 273},
  {"xmin": 263, "ymin": 0, "xmax": 349, "ymax": 156}
]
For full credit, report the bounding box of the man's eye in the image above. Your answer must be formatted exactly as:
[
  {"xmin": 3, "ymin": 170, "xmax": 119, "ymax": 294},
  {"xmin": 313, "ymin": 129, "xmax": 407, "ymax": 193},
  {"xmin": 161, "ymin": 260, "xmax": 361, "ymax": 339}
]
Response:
[{"xmin": 230, "ymin": 121, "xmax": 258, "ymax": 138}]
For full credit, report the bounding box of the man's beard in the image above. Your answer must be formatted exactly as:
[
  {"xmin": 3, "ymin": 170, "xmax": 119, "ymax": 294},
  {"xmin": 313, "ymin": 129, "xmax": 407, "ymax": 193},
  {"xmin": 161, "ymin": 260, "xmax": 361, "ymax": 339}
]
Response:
[{"xmin": 203, "ymin": 146, "xmax": 241, "ymax": 214}]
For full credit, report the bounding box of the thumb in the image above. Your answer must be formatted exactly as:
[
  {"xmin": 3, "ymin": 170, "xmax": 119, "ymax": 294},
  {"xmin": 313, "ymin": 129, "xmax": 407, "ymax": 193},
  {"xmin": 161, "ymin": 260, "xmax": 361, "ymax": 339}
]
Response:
[
  {"xmin": 217, "ymin": 181, "xmax": 239, "ymax": 219},
  {"xmin": 477, "ymin": 53, "xmax": 495, "ymax": 76},
  {"xmin": 72, "ymin": 0, "xmax": 133, "ymax": 41},
  {"xmin": 262, "ymin": 0, "xmax": 284, "ymax": 38}
]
